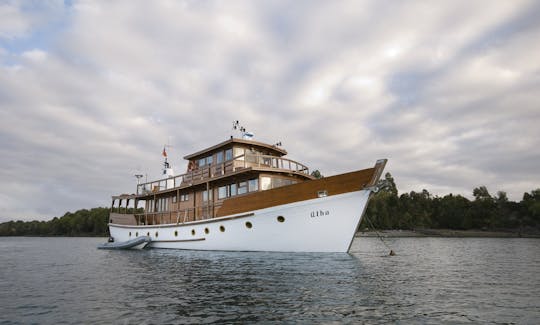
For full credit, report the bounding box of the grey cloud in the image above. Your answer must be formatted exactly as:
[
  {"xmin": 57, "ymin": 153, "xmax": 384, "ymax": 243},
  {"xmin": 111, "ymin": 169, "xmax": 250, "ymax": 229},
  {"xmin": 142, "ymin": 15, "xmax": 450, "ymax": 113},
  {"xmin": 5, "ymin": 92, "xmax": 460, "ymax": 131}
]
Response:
[{"xmin": 1, "ymin": 0, "xmax": 539, "ymax": 222}]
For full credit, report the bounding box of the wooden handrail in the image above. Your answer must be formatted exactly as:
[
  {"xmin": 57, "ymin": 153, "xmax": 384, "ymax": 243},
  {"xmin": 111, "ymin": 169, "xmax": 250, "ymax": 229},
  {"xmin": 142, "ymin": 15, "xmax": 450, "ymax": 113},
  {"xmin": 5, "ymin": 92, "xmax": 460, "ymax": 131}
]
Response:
[{"xmin": 136, "ymin": 154, "xmax": 310, "ymax": 194}]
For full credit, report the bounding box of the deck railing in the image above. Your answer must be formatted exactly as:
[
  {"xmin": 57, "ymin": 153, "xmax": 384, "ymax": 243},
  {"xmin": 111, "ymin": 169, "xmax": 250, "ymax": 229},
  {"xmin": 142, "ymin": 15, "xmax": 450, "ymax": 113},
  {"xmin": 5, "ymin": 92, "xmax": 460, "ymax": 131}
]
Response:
[
  {"xmin": 133, "ymin": 202, "xmax": 224, "ymax": 225},
  {"xmin": 136, "ymin": 154, "xmax": 309, "ymax": 195}
]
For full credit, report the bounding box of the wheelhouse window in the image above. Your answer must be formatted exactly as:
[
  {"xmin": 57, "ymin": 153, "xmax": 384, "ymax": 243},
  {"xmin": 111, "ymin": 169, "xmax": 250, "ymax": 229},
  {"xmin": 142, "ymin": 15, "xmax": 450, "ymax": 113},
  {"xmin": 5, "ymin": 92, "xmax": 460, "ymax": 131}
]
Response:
[
  {"xmin": 248, "ymin": 179, "xmax": 258, "ymax": 192},
  {"xmin": 225, "ymin": 148, "xmax": 233, "ymax": 161},
  {"xmin": 238, "ymin": 181, "xmax": 248, "ymax": 195},
  {"xmin": 216, "ymin": 151, "xmax": 224, "ymax": 164},
  {"xmin": 218, "ymin": 181, "xmax": 254, "ymax": 199},
  {"xmin": 180, "ymin": 193, "xmax": 189, "ymax": 201}
]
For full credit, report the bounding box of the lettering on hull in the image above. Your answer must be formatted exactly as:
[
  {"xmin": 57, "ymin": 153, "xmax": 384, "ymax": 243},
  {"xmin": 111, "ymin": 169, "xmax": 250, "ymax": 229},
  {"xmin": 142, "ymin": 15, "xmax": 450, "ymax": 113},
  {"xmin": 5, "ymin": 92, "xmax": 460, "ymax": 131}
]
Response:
[{"xmin": 310, "ymin": 210, "xmax": 330, "ymax": 218}]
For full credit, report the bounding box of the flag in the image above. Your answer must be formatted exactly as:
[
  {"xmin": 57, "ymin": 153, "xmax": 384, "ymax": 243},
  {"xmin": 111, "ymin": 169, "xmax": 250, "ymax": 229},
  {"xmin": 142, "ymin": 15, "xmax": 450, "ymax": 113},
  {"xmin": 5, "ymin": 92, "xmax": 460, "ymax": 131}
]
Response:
[{"xmin": 162, "ymin": 147, "xmax": 167, "ymax": 157}]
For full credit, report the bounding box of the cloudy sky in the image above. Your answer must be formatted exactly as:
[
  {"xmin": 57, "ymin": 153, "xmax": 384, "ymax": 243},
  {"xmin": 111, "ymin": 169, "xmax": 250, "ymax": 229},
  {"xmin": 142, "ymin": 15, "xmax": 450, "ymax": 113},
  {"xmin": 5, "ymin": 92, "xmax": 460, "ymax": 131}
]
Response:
[{"xmin": 1, "ymin": 0, "xmax": 539, "ymax": 222}]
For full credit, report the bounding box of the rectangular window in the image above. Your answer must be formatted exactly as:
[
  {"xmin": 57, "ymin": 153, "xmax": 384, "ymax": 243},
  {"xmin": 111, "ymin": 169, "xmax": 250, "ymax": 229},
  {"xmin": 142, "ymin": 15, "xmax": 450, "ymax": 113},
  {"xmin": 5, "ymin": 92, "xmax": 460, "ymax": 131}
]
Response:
[
  {"xmin": 225, "ymin": 148, "xmax": 233, "ymax": 161},
  {"xmin": 156, "ymin": 198, "xmax": 168, "ymax": 212},
  {"xmin": 248, "ymin": 178, "xmax": 259, "ymax": 192},
  {"xmin": 172, "ymin": 196, "xmax": 178, "ymax": 203},
  {"xmin": 207, "ymin": 155, "xmax": 213, "ymax": 165},
  {"xmin": 216, "ymin": 151, "xmax": 224, "ymax": 164},
  {"xmin": 202, "ymin": 190, "xmax": 209, "ymax": 201},
  {"xmin": 238, "ymin": 181, "xmax": 248, "ymax": 195},
  {"xmin": 261, "ymin": 177, "xmax": 272, "ymax": 190},
  {"xmin": 218, "ymin": 186, "xmax": 227, "ymax": 199},
  {"xmin": 199, "ymin": 158, "xmax": 206, "ymax": 167},
  {"xmin": 230, "ymin": 183, "xmax": 237, "ymax": 196},
  {"xmin": 180, "ymin": 194, "xmax": 189, "ymax": 201}
]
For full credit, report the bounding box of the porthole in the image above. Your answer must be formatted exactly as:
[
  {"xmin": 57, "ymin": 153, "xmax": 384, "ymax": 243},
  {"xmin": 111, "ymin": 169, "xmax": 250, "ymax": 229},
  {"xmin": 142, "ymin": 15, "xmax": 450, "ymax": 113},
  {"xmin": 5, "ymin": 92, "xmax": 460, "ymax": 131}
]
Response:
[
  {"xmin": 155, "ymin": 231, "xmax": 159, "ymax": 238},
  {"xmin": 219, "ymin": 225, "xmax": 225, "ymax": 232},
  {"xmin": 174, "ymin": 230, "xmax": 178, "ymax": 237},
  {"xmin": 136, "ymin": 232, "xmax": 139, "ymax": 237},
  {"xmin": 129, "ymin": 231, "xmax": 132, "ymax": 237},
  {"xmin": 204, "ymin": 228, "xmax": 209, "ymax": 234},
  {"xmin": 191, "ymin": 229, "xmax": 196, "ymax": 236},
  {"xmin": 245, "ymin": 221, "xmax": 253, "ymax": 229},
  {"xmin": 147, "ymin": 232, "xmax": 150, "ymax": 237},
  {"xmin": 277, "ymin": 216, "xmax": 285, "ymax": 223}
]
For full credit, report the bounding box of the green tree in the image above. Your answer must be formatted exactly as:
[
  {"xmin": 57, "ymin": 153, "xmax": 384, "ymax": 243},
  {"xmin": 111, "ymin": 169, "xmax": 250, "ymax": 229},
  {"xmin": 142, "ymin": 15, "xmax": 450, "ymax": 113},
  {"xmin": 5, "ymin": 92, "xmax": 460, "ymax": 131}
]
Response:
[{"xmin": 310, "ymin": 170, "xmax": 323, "ymax": 179}]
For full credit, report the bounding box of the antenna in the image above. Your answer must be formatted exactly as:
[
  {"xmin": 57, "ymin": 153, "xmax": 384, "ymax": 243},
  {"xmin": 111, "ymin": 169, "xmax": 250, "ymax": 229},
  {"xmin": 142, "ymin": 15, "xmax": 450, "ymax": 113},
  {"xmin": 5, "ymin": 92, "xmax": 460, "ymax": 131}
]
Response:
[
  {"xmin": 232, "ymin": 120, "xmax": 254, "ymax": 139},
  {"xmin": 134, "ymin": 174, "xmax": 143, "ymax": 185}
]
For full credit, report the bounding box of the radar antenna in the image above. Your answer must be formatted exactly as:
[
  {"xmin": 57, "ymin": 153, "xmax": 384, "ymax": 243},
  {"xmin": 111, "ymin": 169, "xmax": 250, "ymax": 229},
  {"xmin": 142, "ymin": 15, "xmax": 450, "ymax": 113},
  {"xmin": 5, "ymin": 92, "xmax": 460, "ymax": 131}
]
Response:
[{"xmin": 231, "ymin": 120, "xmax": 254, "ymax": 140}]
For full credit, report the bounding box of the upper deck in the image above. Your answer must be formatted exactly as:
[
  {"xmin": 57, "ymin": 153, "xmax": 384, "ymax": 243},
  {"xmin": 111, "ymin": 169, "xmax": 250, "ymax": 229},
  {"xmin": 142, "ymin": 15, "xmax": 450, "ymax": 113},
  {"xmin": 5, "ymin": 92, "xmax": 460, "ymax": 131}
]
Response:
[
  {"xmin": 134, "ymin": 138, "xmax": 313, "ymax": 197},
  {"xmin": 184, "ymin": 137, "xmax": 288, "ymax": 160}
]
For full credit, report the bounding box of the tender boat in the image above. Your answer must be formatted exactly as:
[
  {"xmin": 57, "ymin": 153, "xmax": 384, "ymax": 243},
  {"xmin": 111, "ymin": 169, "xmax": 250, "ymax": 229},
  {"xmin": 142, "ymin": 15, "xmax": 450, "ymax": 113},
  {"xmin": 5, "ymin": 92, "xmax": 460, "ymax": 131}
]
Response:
[{"xmin": 108, "ymin": 128, "xmax": 387, "ymax": 252}]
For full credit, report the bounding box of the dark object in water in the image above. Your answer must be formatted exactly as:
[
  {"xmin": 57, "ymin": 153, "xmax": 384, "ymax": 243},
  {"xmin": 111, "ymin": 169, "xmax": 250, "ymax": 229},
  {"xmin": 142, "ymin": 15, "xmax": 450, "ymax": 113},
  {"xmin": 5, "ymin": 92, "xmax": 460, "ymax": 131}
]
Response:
[{"xmin": 389, "ymin": 250, "xmax": 396, "ymax": 256}]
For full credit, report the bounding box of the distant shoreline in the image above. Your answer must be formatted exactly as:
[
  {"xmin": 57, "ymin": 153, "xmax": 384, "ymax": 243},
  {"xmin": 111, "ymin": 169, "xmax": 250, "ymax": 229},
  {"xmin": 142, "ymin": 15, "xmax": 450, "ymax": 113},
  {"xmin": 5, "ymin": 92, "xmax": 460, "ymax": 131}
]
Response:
[
  {"xmin": 357, "ymin": 229, "xmax": 540, "ymax": 238},
  {"xmin": 2, "ymin": 231, "xmax": 539, "ymax": 238}
]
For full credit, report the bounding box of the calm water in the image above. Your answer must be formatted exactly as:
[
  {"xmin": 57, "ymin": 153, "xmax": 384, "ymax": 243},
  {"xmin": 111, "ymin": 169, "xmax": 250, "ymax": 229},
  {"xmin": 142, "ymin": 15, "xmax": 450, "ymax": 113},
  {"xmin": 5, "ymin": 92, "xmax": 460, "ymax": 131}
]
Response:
[{"xmin": 1, "ymin": 237, "xmax": 539, "ymax": 324}]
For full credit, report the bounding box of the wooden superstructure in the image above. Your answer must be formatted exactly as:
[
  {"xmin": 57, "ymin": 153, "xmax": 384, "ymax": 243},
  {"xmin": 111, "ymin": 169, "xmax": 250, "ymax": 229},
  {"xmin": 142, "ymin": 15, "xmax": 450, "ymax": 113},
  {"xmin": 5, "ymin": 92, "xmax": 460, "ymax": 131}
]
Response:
[
  {"xmin": 111, "ymin": 137, "xmax": 321, "ymax": 226},
  {"xmin": 107, "ymin": 134, "xmax": 388, "ymax": 252}
]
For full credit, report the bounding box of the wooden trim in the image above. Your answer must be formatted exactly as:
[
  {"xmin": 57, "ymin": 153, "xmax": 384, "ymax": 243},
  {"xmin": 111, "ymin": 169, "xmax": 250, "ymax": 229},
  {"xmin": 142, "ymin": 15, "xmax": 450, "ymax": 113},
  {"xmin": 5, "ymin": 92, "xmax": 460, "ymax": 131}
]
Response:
[
  {"xmin": 216, "ymin": 167, "xmax": 377, "ymax": 217},
  {"xmin": 367, "ymin": 159, "xmax": 387, "ymax": 187}
]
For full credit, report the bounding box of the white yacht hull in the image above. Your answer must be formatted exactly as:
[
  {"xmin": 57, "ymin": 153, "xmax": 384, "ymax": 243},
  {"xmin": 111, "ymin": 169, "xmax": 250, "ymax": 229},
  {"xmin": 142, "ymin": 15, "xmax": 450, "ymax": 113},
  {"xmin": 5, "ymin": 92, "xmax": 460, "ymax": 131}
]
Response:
[{"xmin": 109, "ymin": 189, "xmax": 371, "ymax": 253}]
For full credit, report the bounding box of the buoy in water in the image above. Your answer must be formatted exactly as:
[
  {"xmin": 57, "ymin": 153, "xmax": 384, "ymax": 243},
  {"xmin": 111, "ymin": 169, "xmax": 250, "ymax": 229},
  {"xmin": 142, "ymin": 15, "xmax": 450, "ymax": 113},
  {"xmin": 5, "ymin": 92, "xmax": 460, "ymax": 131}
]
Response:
[{"xmin": 389, "ymin": 250, "xmax": 396, "ymax": 256}]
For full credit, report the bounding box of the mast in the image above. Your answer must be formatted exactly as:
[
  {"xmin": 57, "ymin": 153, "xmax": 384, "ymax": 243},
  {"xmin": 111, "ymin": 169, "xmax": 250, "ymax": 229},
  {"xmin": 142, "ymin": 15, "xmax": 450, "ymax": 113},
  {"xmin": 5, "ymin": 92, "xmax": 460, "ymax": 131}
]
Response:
[{"xmin": 162, "ymin": 145, "xmax": 174, "ymax": 189}]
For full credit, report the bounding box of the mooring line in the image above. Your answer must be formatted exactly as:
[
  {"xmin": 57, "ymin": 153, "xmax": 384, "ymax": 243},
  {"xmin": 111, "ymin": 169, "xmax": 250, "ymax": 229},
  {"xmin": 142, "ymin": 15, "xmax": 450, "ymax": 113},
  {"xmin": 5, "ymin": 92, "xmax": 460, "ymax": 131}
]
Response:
[{"xmin": 364, "ymin": 215, "xmax": 396, "ymax": 256}]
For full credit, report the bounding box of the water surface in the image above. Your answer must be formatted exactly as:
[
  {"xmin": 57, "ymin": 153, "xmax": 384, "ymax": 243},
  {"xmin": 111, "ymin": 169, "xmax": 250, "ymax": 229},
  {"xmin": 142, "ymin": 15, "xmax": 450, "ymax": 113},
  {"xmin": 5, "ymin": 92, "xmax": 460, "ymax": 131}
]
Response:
[{"xmin": 1, "ymin": 237, "xmax": 538, "ymax": 324}]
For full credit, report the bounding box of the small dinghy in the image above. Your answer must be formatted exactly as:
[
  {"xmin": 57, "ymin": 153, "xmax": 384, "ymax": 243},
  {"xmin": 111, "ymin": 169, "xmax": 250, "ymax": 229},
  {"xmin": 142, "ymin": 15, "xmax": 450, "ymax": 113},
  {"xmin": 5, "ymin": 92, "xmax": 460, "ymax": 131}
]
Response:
[{"xmin": 97, "ymin": 236, "xmax": 151, "ymax": 250}]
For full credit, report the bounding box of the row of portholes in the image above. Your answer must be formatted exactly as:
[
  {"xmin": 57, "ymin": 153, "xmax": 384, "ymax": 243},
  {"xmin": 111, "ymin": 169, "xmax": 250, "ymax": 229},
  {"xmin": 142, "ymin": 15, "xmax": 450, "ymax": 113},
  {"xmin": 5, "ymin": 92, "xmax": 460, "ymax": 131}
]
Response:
[{"xmin": 127, "ymin": 216, "xmax": 285, "ymax": 238}]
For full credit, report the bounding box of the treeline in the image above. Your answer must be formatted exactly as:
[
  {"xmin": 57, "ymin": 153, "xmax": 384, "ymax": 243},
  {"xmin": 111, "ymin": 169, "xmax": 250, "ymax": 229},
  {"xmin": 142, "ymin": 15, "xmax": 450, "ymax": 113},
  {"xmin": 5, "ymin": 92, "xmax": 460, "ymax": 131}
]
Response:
[
  {"xmin": 0, "ymin": 207, "xmax": 110, "ymax": 236},
  {"xmin": 360, "ymin": 173, "xmax": 540, "ymax": 231},
  {"xmin": 1, "ymin": 173, "xmax": 539, "ymax": 236}
]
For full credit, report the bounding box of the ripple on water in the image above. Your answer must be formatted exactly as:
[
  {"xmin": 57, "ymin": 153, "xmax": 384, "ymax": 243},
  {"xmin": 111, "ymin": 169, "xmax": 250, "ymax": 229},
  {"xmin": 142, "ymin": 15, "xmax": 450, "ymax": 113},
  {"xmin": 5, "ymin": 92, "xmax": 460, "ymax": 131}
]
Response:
[{"xmin": 0, "ymin": 237, "xmax": 539, "ymax": 324}]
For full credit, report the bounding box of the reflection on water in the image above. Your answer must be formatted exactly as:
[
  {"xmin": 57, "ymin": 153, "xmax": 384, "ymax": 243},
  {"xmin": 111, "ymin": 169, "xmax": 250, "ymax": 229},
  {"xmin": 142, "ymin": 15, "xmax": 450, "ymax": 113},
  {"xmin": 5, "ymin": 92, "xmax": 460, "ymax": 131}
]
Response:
[{"xmin": 0, "ymin": 237, "xmax": 539, "ymax": 324}]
